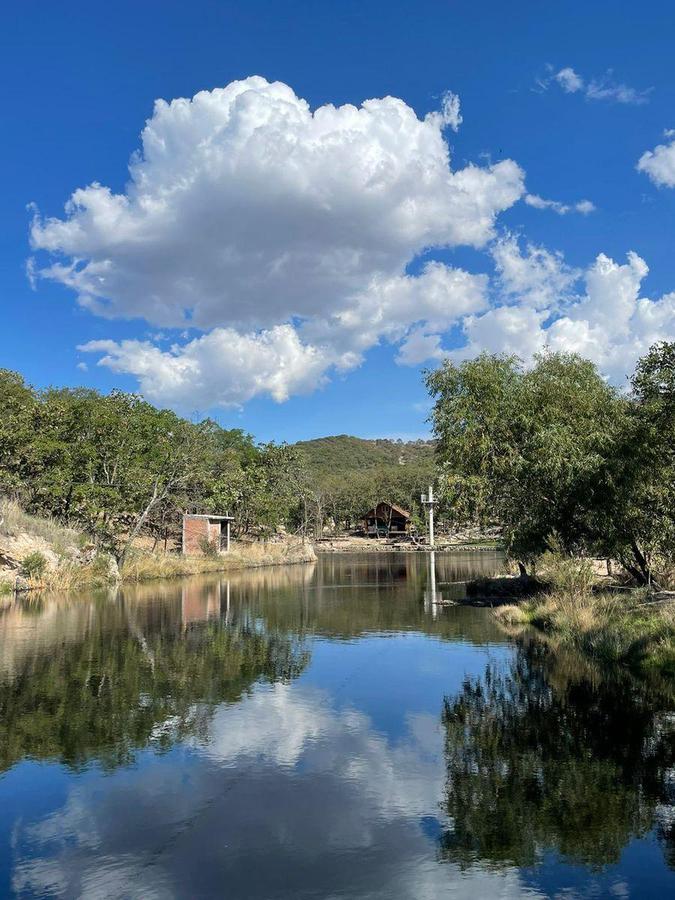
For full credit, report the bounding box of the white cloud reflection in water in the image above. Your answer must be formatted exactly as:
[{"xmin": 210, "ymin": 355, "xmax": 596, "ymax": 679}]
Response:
[{"xmin": 10, "ymin": 681, "xmax": 543, "ymax": 899}]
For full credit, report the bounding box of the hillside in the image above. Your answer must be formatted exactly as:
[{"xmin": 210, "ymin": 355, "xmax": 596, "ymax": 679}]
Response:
[{"xmin": 294, "ymin": 435, "xmax": 435, "ymax": 478}]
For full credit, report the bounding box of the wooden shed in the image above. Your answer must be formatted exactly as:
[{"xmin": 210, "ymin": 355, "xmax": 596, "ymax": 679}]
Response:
[
  {"xmin": 182, "ymin": 514, "xmax": 233, "ymax": 555},
  {"xmin": 362, "ymin": 502, "xmax": 411, "ymax": 538}
]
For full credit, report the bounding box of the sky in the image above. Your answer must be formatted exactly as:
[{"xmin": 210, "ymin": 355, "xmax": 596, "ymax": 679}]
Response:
[{"xmin": 2, "ymin": 0, "xmax": 674, "ymax": 442}]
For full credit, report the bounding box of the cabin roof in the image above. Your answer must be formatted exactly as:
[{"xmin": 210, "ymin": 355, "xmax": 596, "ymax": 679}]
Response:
[{"xmin": 363, "ymin": 502, "xmax": 410, "ymax": 519}]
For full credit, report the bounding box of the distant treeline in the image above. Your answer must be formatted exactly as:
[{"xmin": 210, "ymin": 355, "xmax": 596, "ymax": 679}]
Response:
[{"xmin": 0, "ymin": 372, "xmax": 436, "ymax": 562}]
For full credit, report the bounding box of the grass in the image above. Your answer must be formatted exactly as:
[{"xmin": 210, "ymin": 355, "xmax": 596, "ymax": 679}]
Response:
[
  {"xmin": 0, "ymin": 498, "xmax": 82, "ymax": 555},
  {"xmin": 492, "ymin": 553, "xmax": 675, "ymax": 677},
  {"xmin": 1, "ymin": 497, "xmax": 316, "ymax": 592},
  {"xmin": 119, "ymin": 538, "xmax": 315, "ymax": 582}
]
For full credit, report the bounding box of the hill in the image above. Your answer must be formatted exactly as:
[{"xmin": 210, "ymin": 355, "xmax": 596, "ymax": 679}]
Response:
[{"xmin": 294, "ymin": 435, "xmax": 434, "ymax": 478}]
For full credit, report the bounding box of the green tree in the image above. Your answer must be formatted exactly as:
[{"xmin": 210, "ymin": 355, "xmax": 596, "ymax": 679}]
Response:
[{"xmin": 426, "ymin": 351, "xmax": 623, "ymax": 569}]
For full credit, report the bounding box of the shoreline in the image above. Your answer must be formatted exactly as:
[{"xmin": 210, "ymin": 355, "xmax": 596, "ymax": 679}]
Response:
[
  {"xmin": 314, "ymin": 537, "xmax": 503, "ymax": 554},
  {"xmin": 464, "ymin": 565, "xmax": 675, "ymax": 679},
  {"xmin": 2, "ymin": 538, "xmax": 317, "ymax": 594}
]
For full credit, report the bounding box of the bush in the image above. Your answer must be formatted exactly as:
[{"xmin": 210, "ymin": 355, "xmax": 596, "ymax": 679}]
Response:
[
  {"xmin": 198, "ymin": 536, "xmax": 220, "ymax": 558},
  {"xmin": 20, "ymin": 551, "xmax": 47, "ymax": 579},
  {"xmin": 537, "ymin": 551, "xmax": 596, "ymax": 595}
]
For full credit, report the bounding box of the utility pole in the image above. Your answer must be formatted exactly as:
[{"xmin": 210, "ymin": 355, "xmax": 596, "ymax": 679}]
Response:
[{"xmin": 421, "ymin": 485, "xmax": 436, "ymax": 548}]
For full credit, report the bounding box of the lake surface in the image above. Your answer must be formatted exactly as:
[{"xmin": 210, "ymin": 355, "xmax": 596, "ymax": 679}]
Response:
[{"xmin": 2, "ymin": 551, "xmax": 675, "ymax": 899}]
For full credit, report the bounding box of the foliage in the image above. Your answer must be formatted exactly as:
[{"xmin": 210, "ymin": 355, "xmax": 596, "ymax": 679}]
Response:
[
  {"xmin": 198, "ymin": 535, "xmax": 221, "ymax": 558},
  {"xmin": 295, "ymin": 434, "xmax": 433, "ymax": 476},
  {"xmin": 426, "ymin": 345, "xmax": 674, "ymax": 582},
  {"xmin": 598, "ymin": 341, "xmax": 675, "ymax": 583},
  {"xmin": 0, "ymin": 371, "xmax": 311, "ymax": 564},
  {"xmin": 20, "ymin": 551, "xmax": 47, "ymax": 578},
  {"xmin": 295, "ymin": 436, "xmax": 436, "ymax": 536}
]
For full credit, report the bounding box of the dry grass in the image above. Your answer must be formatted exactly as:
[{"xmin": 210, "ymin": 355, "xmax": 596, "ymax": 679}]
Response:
[
  {"xmin": 0, "ymin": 498, "xmax": 82, "ymax": 555},
  {"xmin": 119, "ymin": 538, "xmax": 316, "ymax": 583},
  {"xmin": 492, "ymin": 553, "xmax": 675, "ymax": 676},
  {"xmin": 493, "ymin": 604, "xmax": 530, "ymax": 626}
]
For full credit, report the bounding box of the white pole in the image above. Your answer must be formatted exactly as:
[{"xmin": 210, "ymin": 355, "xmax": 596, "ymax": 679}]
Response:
[{"xmin": 428, "ymin": 484, "xmax": 435, "ymax": 549}]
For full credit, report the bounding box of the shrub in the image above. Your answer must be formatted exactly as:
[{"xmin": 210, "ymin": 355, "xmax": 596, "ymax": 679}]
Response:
[
  {"xmin": 20, "ymin": 551, "xmax": 47, "ymax": 579},
  {"xmin": 537, "ymin": 551, "xmax": 596, "ymax": 595},
  {"xmin": 198, "ymin": 536, "xmax": 220, "ymax": 558}
]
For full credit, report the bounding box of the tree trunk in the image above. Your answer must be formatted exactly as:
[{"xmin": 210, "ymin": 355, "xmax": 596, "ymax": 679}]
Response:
[{"xmin": 117, "ymin": 481, "xmax": 161, "ymax": 569}]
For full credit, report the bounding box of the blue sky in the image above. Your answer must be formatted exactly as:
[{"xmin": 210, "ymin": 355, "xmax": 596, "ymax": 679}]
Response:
[{"xmin": 2, "ymin": 0, "xmax": 674, "ymax": 441}]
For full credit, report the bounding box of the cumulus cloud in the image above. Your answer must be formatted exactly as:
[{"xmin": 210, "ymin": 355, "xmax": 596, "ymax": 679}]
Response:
[
  {"xmin": 30, "ymin": 76, "xmax": 524, "ymax": 407},
  {"xmin": 453, "ymin": 238, "xmax": 675, "ymax": 382},
  {"xmin": 539, "ymin": 66, "xmax": 651, "ymax": 105},
  {"xmin": 79, "ymin": 262, "xmax": 489, "ymax": 407},
  {"xmin": 525, "ymin": 193, "xmax": 595, "ymax": 215},
  {"xmin": 637, "ymin": 134, "xmax": 675, "ymax": 187},
  {"xmin": 441, "ymin": 235, "xmax": 665, "ymax": 394},
  {"xmin": 490, "ymin": 233, "xmax": 579, "ymax": 311},
  {"xmin": 80, "ymin": 325, "xmax": 329, "ymax": 408}
]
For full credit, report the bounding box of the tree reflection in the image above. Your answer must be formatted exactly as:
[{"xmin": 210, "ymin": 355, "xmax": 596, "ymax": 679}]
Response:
[
  {"xmin": 0, "ymin": 590, "xmax": 310, "ymax": 772},
  {"xmin": 440, "ymin": 643, "xmax": 675, "ymax": 869}
]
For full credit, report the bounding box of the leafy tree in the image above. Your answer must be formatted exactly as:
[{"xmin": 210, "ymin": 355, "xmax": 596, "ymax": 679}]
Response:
[
  {"xmin": 600, "ymin": 342, "xmax": 675, "ymax": 583},
  {"xmin": 0, "ymin": 369, "xmax": 37, "ymax": 496},
  {"xmin": 426, "ymin": 351, "xmax": 623, "ymax": 569}
]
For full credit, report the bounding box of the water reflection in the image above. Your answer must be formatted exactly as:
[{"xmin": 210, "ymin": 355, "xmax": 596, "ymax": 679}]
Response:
[
  {"xmin": 441, "ymin": 641, "xmax": 675, "ymax": 874},
  {"xmin": 0, "ymin": 579, "xmax": 309, "ymax": 772},
  {"xmin": 1, "ymin": 552, "xmax": 675, "ymax": 898}
]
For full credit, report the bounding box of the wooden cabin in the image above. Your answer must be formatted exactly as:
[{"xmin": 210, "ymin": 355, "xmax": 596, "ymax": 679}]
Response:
[
  {"xmin": 182, "ymin": 514, "xmax": 233, "ymax": 555},
  {"xmin": 362, "ymin": 502, "xmax": 411, "ymax": 538}
]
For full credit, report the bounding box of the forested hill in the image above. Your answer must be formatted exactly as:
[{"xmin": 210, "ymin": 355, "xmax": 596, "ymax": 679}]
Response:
[{"xmin": 294, "ymin": 435, "xmax": 435, "ymax": 477}]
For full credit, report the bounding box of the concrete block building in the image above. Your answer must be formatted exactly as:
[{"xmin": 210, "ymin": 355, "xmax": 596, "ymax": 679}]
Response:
[{"xmin": 182, "ymin": 514, "xmax": 234, "ymax": 555}]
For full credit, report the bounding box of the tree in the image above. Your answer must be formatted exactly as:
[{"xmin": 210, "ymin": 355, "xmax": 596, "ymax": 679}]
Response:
[
  {"xmin": 599, "ymin": 342, "xmax": 675, "ymax": 583},
  {"xmin": 0, "ymin": 370, "xmax": 37, "ymax": 497},
  {"xmin": 426, "ymin": 351, "xmax": 623, "ymax": 569}
]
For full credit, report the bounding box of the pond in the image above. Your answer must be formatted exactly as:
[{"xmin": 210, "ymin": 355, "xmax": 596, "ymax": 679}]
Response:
[{"xmin": 1, "ymin": 552, "xmax": 675, "ymax": 898}]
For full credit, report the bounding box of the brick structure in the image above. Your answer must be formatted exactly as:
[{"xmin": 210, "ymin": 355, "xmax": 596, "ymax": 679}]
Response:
[{"xmin": 182, "ymin": 514, "xmax": 233, "ymax": 555}]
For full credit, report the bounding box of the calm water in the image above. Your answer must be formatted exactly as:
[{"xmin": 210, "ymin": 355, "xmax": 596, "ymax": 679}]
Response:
[{"xmin": 1, "ymin": 552, "xmax": 675, "ymax": 899}]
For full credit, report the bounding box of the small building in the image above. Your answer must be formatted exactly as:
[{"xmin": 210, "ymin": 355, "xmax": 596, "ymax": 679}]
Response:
[
  {"xmin": 182, "ymin": 514, "xmax": 234, "ymax": 555},
  {"xmin": 362, "ymin": 502, "xmax": 411, "ymax": 538}
]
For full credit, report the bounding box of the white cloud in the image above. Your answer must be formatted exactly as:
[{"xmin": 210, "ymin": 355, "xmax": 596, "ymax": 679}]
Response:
[
  {"xmin": 452, "ymin": 238, "xmax": 675, "ymax": 383},
  {"xmin": 80, "ymin": 325, "xmax": 329, "ymax": 408},
  {"xmin": 585, "ymin": 75, "xmax": 651, "ymax": 105},
  {"xmin": 637, "ymin": 135, "xmax": 675, "ymax": 187},
  {"xmin": 525, "ymin": 193, "xmax": 595, "ymax": 215},
  {"xmin": 555, "ymin": 67, "xmax": 584, "ymax": 93},
  {"xmin": 438, "ymin": 90, "xmax": 462, "ymax": 131},
  {"xmin": 80, "ymin": 263, "xmax": 489, "ymax": 407},
  {"xmin": 490, "ymin": 233, "xmax": 579, "ymax": 310},
  {"xmin": 396, "ymin": 328, "xmax": 445, "ymax": 366},
  {"xmin": 541, "ymin": 66, "xmax": 650, "ymax": 105},
  {"xmin": 31, "ymin": 76, "xmax": 524, "ymax": 407}
]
